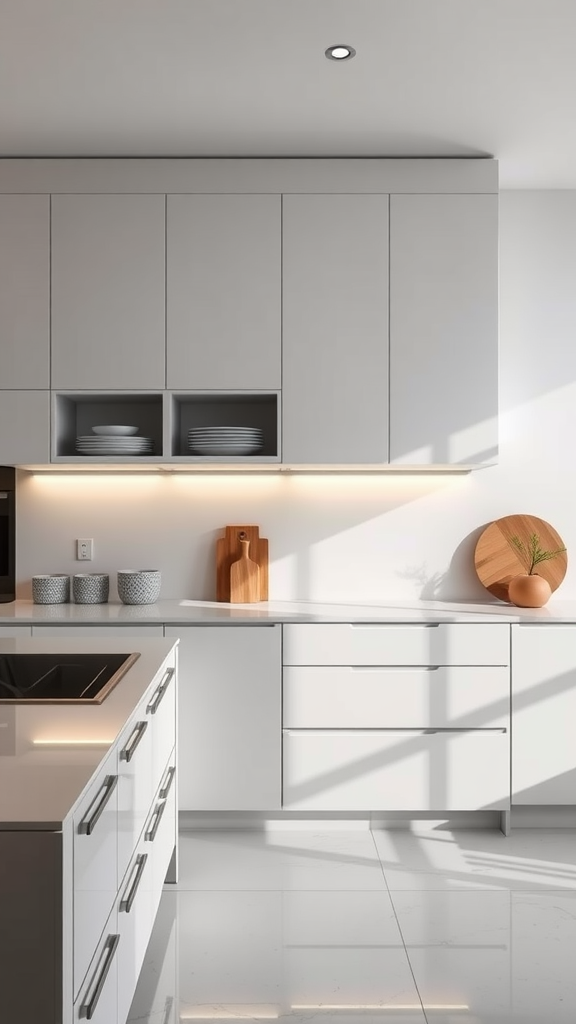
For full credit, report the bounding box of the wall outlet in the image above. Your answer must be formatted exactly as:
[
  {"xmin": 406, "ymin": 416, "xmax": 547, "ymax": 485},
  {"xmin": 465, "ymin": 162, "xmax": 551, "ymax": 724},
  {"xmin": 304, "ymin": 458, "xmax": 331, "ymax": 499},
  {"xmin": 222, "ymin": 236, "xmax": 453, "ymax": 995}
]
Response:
[{"xmin": 77, "ymin": 538, "xmax": 93, "ymax": 560}]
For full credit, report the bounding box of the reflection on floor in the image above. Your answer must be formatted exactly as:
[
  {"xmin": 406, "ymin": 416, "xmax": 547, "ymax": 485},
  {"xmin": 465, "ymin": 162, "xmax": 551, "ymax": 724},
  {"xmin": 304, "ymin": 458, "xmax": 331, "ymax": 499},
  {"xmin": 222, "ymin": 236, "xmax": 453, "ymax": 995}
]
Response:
[{"xmin": 128, "ymin": 828, "xmax": 576, "ymax": 1024}]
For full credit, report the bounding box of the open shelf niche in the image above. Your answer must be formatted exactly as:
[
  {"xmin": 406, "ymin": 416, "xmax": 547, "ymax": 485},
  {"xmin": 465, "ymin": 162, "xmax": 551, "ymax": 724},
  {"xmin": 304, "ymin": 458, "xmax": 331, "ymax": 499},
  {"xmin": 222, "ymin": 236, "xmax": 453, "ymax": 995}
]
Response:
[
  {"xmin": 170, "ymin": 392, "xmax": 280, "ymax": 461},
  {"xmin": 53, "ymin": 393, "xmax": 164, "ymax": 461}
]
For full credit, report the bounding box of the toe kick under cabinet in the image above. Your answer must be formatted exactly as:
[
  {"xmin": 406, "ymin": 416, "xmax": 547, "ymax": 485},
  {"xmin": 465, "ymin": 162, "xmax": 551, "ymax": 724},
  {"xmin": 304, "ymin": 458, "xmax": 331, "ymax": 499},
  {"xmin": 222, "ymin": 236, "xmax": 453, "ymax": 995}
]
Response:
[{"xmin": 282, "ymin": 623, "xmax": 510, "ymax": 813}]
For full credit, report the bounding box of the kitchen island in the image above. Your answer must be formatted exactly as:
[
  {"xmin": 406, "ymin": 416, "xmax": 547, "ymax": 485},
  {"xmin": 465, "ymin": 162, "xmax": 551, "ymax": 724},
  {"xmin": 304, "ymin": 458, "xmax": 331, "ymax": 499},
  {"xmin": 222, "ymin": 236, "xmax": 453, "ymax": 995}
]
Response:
[{"xmin": 0, "ymin": 635, "xmax": 178, "ymax": 1024}]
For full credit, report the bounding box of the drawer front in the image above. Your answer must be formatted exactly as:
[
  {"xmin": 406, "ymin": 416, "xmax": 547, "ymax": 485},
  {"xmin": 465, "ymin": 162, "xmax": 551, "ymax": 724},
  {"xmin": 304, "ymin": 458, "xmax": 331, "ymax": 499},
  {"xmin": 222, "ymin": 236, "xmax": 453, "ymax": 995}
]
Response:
[
  {"xmin": 117, "ymin": 711, "xmax": 154, "ymax": 885},
  {"xmin": 283, "ymin": 623, "xmax": 509, "ymax": 666},
  {"xmin": 282, "ymin": 729, "xmax": 510, "ymax": 811},
  {"xmin": 73, "ymin": 749, "xmax": 118, "ymax": 999},
  {"xmin": 146, "ymin": 752, "xmax": 177, "ymax": 905},
  {"xmin": 283, "ymin": 666, "xmax": 510, "ymax": 728},
  {"xmin": 117, "ymin": 843, "xmax": 154, "ymax": 1024},
  {"xmin": 146, "ymin": 660, "xmax": 177, "ymax": 789},
  {"xmin": 73, "ymin": 908, "xmax": 119, "ymax": 1024}
]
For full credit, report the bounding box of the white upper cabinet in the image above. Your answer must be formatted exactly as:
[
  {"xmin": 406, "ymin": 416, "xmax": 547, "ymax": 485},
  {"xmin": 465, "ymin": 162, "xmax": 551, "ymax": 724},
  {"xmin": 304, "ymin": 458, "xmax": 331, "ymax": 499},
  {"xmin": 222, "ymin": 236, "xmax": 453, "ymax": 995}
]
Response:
[
  {"xmin": 0, "ymin": 195, "xmax": 49, "ymax": 388},
  {"xmin": 166, "ymin": 194, "xmax": 281, "ymax": 390},
  {"xmin": 282, "ymin": 194, "xmax": 389, "ymax": 464},
  {"xmin": 0, "ymin": 391, "xmax": 50, "ymax": 465},
  {"xmin": 389, "ymin": 193, "xmax": 498, "ymax": 466},
  {"xmin": 51, "ymin": 194, "xmax": 166, "ymax": 390},
  {"xmin": 512, "ymin": 625, "xmax": 576, "ymax": 805}
]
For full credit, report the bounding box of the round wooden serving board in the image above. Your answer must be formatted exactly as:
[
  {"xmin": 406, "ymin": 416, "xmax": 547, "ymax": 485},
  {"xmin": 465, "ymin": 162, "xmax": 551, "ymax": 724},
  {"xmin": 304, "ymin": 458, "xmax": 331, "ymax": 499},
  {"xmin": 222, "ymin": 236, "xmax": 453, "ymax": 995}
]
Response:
[{"xmin": 474, "ymin": 514, "xmax": 567, "ymax": 603}]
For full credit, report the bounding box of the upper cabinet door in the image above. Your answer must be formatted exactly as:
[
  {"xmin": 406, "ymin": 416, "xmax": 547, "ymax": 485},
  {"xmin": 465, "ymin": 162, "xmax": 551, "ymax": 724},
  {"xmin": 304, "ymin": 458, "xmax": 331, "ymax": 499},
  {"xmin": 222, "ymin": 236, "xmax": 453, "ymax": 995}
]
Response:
[
  {"xmin": 0, "ymin": 195, "xmax": 49, "ymax": 388},
  {"xmin": 166, "ymin": 194, "xmax": 281, "ymax": 389},
  {"xmin": 282, "ymin": 194, "xmax": 389, "ymax": 464},
  {"xmin": 0, "ymin": 391, "xmax": 50, "ymax": 464},
  {"xmin": 389, "ymin": 193, "xmax": 498, "ymax": 466},
  {"xmin": 51, "ymin": 194, "xmax": 165, "ymax": 389}
]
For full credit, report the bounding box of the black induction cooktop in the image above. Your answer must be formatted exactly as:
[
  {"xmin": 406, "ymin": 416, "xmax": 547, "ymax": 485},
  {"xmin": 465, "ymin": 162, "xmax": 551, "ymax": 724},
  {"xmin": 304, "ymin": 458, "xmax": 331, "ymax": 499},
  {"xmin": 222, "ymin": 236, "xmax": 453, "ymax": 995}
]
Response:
[{"xmin": 0, "ymin": 652, "xmax": 140, "ymax": 704}]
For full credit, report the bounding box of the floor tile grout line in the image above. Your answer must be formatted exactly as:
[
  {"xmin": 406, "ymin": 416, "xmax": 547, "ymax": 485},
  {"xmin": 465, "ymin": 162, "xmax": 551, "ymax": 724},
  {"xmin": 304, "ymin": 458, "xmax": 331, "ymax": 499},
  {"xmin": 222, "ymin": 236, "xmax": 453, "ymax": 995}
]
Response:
[{"xmin": 369, "ymin": 829, "xmax": 430, "ymax": 1024}]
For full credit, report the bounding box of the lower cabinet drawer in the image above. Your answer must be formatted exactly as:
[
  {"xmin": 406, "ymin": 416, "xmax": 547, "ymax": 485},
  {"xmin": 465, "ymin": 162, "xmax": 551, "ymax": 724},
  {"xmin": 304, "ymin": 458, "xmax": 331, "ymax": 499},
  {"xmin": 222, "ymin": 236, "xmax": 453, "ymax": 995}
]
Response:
[
  {"xmin": 73, "ymin": 750, "xmax": 118, "ymax": 999},
  {"xmin": 73, "ymin": 910, "xmax": 119, "ymax": 1024},
  {"xmin": 283, "ymin": 623, "xmax": 510, "ymax": 666},
  {"xmin": 117, "ymin": 844, "xmax": 154, "ymax": 1024},
  {"xmin": 146, "ymin": 661, "xmax": 176, "ymax": 788},
  {"xmin": 145, "ymin": 753, "xmax": 177, "ymax": 904},
  {"xmin": 282, "ymin": 729, "xmax": 510, "ymax": 811},
  {"xmin": 283, "ymin": 666, "xmax": 510, "ymax": 728},
  {"xmin": 117, "ymin": 711, "xmax": 154, "ymax": 886}
]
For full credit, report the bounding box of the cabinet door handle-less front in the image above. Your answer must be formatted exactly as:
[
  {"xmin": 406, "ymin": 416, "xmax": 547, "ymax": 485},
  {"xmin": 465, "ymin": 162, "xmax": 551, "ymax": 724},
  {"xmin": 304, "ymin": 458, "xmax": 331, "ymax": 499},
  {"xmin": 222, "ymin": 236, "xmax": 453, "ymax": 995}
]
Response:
[
  {"xmin": 120, "ymin": 720, "xmax": 148, "ymax": 762},
  {"xmin": 147, "ymin": 667, "xmax": 174, "ymax": 715},
  {"xmin": 145, "ymin": 800, "xmax": 166, "ymax": 842},
  {"xmin": 77, "ymin": 775, "xmax": 118, "ymax": 836},
  {"xmin": 79, "ymin": 933, "xmax": 120, "ymax": 1019},
  {"xmin": 120, "ymin": 853, "xmax": 148, "ymax": 913}
]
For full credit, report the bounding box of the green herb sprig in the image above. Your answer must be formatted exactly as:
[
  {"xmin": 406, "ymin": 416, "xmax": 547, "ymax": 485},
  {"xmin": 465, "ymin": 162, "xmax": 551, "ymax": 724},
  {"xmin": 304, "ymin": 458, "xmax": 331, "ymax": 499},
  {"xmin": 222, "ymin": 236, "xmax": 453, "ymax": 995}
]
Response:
[{"xmin": 509, "ymin": 533, "xmax": 566, "ymax": 575}]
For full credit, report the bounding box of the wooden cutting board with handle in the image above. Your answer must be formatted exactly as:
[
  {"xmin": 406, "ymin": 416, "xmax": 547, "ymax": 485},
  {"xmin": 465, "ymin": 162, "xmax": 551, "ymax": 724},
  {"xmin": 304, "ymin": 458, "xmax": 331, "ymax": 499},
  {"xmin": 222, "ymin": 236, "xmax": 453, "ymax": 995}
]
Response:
[
  {"xmin": 216, "ymin": 525, "xmax": 269, "ymax": 602},
  {"xmin": 229, "ymin": 537, "xmax": 261, "ymax": 603}
]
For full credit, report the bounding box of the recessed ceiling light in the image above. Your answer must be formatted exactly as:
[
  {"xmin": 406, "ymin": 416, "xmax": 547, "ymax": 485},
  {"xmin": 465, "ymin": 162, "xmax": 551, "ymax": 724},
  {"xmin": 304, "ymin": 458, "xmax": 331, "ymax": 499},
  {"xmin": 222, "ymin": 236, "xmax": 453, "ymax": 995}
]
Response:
[{"xmin": 325, "ymin": 44, "xmax": 356, "ymax": 61}]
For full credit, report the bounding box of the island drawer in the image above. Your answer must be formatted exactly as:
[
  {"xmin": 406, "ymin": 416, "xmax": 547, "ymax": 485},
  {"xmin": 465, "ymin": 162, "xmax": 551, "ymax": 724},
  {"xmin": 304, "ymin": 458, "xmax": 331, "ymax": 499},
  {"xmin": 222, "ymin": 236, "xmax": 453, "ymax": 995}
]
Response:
[
  {"xmin": 282, "ymin": 728, "xmax": 510, "ymax": 811},
  {"xmin": 282, "ymin": 623, "xmax": 509, "ymax": 666},
  {"xmin": 73, "ymin": 747, "xmax": 118, "ymax": 999},
  {"xmin": 283, "ymin": 666, "xmax": 510, "ymax": 728}
]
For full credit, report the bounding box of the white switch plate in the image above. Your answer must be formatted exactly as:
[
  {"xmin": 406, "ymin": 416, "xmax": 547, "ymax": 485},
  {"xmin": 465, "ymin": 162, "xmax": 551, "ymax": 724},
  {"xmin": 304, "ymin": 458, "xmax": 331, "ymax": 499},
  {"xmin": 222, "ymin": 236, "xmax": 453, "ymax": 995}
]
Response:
[{"xmin": 77, "ymin": 538, "xmax": 93, "ymax": 560}]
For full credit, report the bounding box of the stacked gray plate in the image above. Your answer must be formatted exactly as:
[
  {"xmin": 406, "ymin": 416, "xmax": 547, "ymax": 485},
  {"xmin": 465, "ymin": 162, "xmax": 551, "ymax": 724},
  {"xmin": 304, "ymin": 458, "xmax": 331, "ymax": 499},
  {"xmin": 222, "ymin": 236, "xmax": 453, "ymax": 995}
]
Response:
[
  {"xmin": 75, "ymin": 435, "xmax": 155, "ymax": 455},
  {"xmin": 188, "ymin": 426, "xmax": 264, "ymax": 456}
]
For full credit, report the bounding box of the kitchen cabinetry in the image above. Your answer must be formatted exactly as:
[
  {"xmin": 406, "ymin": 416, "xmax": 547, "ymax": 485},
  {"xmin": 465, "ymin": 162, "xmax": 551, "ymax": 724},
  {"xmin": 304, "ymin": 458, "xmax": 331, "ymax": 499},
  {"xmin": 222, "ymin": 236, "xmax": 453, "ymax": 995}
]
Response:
[
  {"xmin": 166, "ymin": 194, "xmax": 281, "ymax": 390},
  {"xmin": 166, "ymin": 624, "xmax": 281, "ymax": 810},
  {"xmin": 282, "ymin": 623, "xmax": 510, "ymax": 813},
  {"xmin": 0, "ymin": 626, "xmax": 32, "ymax": 636},
  {"xmin": 512, "ymin": 624, "xmax": 576, "ymax": 804},
  {"xmin": 0, "ymin": 390, "xmax": 51, "ymax": 464},
  {"xmin": 389, "ymin": 193, "xmax": 499, "ymax": 466},
  {"xmin": 282, "ymin": 193, "xmax": 389, "ymax": 464},
  {"xmin": 51, "ymin": 194, "xmax": 166, "ymax": 390},
  {"xmin": 0, "ymin": 194, "xmax": 50, "ymax": 388},
  {"xmin": 0, "ymin": 641, "xmax": 177, "ymax": 1024},
  {"xmin": 0, "ymin": 159, "xmax": 498, "ymax": 469}
]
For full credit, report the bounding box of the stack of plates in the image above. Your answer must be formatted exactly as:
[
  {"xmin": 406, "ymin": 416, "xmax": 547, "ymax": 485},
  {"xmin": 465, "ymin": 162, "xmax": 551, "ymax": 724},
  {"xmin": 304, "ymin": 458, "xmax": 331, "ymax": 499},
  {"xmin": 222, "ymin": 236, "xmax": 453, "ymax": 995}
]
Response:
[
  {"xmin": 75, "ymin": 435, "xmax": 155, "ymax": 456},
  {"xmin": 188, "ymin": 426, "xmax": 264, "ymax": 456}
]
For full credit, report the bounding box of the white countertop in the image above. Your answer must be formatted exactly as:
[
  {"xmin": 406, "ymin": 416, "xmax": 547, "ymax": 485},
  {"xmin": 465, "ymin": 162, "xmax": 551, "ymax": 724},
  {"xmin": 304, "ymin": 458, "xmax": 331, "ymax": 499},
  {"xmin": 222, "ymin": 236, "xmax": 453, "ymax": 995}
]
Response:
[
  {"xmin": 0, "ymin": 635, "xmax": 177, "ymax": 830},
  {"xmin": 1, "ymin": 597, "xmax": 576, "ymax": 624}
]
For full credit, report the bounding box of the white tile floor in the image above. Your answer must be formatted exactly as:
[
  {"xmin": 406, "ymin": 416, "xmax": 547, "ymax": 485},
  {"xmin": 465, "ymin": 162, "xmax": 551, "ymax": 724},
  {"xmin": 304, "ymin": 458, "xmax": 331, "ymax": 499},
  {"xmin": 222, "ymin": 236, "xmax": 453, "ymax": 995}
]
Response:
[{"xmin": 128, "ymin": 828, "xmax": 576, "ymax": 1024}]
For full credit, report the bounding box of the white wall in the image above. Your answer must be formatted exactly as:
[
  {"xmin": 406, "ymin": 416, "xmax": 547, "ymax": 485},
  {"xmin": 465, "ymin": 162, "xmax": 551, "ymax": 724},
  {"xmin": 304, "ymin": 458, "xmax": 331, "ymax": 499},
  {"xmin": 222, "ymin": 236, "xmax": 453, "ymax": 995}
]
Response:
[{"xmin": 15, "ymin": 191, "xmax": 576, "ymax": 603}]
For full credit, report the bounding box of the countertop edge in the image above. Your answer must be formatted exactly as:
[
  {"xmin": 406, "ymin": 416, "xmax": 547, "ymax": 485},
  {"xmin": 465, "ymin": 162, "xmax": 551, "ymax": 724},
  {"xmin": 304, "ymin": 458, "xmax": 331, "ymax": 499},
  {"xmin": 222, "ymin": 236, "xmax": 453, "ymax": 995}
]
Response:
[{"xmin": 1, "ymin": 597, "xmax": 576, "ymax": 624}]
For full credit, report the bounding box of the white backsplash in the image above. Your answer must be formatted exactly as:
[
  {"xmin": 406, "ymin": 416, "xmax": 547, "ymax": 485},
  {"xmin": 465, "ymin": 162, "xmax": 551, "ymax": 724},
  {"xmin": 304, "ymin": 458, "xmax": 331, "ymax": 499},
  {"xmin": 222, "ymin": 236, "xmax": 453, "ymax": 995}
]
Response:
[{"xmin": 15, "ymin": 191, "xmax": 576, "ymax": 603}]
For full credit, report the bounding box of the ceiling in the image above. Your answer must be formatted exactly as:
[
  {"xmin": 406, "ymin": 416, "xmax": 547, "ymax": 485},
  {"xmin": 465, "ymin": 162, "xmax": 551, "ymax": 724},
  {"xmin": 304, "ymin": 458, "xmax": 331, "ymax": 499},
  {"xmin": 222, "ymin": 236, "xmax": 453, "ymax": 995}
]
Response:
[{"xmin": 1, "ymin": 0, "xmax": 575, "ymax": 187}]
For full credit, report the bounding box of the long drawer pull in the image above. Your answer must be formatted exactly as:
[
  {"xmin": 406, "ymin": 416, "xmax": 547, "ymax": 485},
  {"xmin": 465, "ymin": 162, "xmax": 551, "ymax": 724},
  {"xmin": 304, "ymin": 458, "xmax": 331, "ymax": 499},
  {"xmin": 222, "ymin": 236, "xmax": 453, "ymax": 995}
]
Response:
[
  {"xmin": 283, "ymin": 727, "xmax": 507, "ymax": 735},
  {"xmin": 119, "ymin": 720, "xmax": 148, "ymax": 762},
  {"xmin": 159, "ymin": 765, "xmax": 176, "ymax": 800},
  {"xmin": 147, "ymin": 667, "xmax": 175, "ymax": 715},
  {"xmin": 350, "ymin": 665, "xmax": 441, "ymax": 671},
  {"xmin": 78, "ymin": 775, "xmax": 117, "ymax": 835},
  {"xmin": 349, "ymin": 623, "xmax": 440, "ymax": 628},
  {"xmin": 120, "ymin": 853, "xmax": 148, "ymax": 913},
  {"xmin": 79, "ymin": 933, "xmax": 120, "ymax": 1019},
  {"xmin": 145, "ymin": 799, "xmax": 167, "ymax": 842}
]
